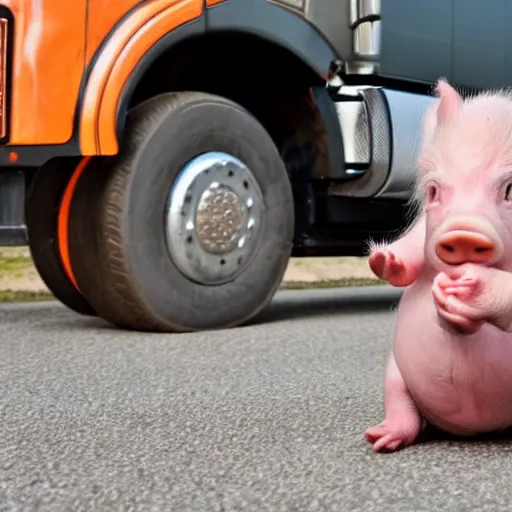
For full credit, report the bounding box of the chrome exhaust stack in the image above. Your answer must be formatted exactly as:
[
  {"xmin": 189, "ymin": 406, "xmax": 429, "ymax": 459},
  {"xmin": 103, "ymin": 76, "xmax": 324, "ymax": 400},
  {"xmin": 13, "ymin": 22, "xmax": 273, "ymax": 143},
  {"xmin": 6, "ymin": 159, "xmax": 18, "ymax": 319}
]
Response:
[{"xmin": 329, "ymin": 86, "xmax": 437, "ymax": 200}]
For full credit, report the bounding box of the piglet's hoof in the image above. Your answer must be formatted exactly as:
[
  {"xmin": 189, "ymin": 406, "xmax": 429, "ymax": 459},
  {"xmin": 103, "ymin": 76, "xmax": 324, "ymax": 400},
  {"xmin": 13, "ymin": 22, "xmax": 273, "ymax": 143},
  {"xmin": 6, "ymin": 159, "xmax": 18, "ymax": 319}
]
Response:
[
  {"xmin": 364, "ymin": 415, "xmax": 421, "ymax": 453},
  {"xmin": 369, "ymin": 250, "xmax": 413, "ymax": 287}
]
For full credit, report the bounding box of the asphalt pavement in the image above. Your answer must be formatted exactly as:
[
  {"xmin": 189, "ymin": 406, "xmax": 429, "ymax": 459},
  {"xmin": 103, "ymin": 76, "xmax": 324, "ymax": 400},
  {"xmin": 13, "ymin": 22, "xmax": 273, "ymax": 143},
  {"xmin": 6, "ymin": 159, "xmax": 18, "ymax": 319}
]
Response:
[{"xmin": 1, "ymin": 286, "xmax": 512, "ymax": 512}]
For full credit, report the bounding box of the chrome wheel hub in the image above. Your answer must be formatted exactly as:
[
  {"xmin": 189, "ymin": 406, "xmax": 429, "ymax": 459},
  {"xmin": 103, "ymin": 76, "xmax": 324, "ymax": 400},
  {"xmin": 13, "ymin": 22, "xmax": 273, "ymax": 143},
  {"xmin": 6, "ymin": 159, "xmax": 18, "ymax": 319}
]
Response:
[
  {"xmin": 195, "ymin": 186, "xmax": 247, "ymax": 254},
  {"xmin": 165, "ymin": 152, "xmax": 264, "ymax": 285}
]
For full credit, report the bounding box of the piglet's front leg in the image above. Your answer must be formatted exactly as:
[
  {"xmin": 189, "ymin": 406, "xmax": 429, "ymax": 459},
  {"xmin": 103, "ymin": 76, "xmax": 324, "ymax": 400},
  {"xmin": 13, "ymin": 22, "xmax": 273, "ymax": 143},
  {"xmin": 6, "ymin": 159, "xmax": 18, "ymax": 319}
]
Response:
[
  {"xmin": 432, "ymin": 264, "xmax": 512, "ymax": 334},
  {"xmin": 369, "ymin": 212, "xmax": 426, "ymax": 287}
]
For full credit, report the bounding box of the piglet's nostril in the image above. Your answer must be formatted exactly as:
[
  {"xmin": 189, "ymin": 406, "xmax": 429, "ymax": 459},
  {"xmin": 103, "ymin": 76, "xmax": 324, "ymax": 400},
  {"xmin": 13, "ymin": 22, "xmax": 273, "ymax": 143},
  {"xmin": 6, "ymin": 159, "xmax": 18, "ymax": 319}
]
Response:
[
  {"xmin": 441, "ymin": 244, "xmax": 454, "ymax": 253},
  {"xmin": 475, "ymin": 247, "xmax": 489, "ymax": 253}
]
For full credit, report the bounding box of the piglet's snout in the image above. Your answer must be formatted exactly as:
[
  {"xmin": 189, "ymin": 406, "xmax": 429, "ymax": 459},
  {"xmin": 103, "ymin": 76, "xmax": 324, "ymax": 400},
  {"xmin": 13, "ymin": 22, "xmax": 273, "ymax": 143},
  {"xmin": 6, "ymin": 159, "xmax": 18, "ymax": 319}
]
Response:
[{"xmin": 435, "ymin": 230, "xmax": 497, "ymax": 265}]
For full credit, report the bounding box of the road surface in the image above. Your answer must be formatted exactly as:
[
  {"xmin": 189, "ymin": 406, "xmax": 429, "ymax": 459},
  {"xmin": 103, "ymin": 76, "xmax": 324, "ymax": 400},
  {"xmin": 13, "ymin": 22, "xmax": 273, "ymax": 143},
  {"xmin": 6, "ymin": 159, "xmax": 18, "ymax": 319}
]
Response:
[{"xmin": 1, "ymin": 287, "xmax": 511, "ymax": 511}]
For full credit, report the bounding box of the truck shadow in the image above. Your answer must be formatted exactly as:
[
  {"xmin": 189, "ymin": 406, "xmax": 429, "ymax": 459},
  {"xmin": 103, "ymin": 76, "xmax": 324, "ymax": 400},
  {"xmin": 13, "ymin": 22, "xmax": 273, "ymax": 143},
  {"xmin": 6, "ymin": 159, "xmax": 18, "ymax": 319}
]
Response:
[
  {"xmin": 250, "ymin": 285, "xmax": 403, "ymax": 326},
  {"xmin": 0, "ymin": 285, "xmax": 403, "ymax": 332}
]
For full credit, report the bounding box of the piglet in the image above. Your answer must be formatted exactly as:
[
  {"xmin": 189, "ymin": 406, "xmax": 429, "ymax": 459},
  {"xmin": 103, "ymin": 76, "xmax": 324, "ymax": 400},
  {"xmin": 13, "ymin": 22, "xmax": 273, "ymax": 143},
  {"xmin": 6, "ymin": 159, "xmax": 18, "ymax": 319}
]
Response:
[{"xmin": 364, "ymin": 79, "xmax": 512, "ymax": 453}]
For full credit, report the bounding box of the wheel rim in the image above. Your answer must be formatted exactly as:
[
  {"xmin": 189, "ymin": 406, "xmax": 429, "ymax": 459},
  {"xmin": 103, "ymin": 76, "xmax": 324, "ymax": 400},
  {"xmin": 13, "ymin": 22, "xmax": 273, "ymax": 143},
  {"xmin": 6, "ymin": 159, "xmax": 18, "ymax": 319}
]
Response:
[{"xmin": 165, "ymin": 152, "xmax": 265, "ymax": 285}]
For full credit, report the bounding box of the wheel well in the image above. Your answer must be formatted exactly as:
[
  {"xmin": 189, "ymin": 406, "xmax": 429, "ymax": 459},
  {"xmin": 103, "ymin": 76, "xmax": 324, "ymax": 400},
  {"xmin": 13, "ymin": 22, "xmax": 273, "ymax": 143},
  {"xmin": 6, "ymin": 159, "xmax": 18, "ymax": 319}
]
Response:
[{"xmin": 127, "ymin": 31, "xmax": 330, "ymax": 181}]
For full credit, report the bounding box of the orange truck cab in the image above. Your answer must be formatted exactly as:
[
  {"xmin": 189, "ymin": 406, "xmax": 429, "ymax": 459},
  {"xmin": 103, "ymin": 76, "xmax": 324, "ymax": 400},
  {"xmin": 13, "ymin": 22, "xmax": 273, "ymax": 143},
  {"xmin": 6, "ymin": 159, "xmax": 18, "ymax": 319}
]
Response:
[{"xmin": 0, "ymin": 0, "xmax": 438, "ymax": 332}]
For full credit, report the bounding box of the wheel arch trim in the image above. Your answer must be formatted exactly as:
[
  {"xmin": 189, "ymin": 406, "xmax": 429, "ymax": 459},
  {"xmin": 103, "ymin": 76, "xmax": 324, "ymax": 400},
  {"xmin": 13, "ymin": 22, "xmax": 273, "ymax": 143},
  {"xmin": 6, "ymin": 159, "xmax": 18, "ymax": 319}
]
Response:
[{"xmin": 78, "ymin": 0, "xmax": 205, "ymax": 155}]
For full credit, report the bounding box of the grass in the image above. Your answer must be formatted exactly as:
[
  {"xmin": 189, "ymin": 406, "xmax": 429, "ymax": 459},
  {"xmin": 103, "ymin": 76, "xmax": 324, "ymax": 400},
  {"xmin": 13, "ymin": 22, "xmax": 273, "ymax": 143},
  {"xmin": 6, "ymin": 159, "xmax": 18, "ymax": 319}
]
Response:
[
  {"xmin": 280, "ymin": 277, "xmax": 386, "ymax": 290},
  {"xmin": 0, "ymin": 290, "xmax": 54, "ymax": 302},
  {"xmin": 0, "ymin": 255, "xmax": 34, "ymax": 277},
  {"xmin": 0, "ymin": 279, "xmax": 385, "ymax": 303},
  {"xmin": 0, "ymin": 247, "xmax": 382, "ymax": 302},
  {"xmin": 0, "ymin": 249, "xmax": 54, "ymax": 301}
]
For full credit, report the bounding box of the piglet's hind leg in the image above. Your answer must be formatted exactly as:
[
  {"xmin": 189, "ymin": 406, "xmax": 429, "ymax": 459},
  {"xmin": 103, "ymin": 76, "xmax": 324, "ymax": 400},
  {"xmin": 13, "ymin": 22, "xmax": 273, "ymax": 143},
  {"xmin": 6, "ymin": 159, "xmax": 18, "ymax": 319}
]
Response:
[{"xmin": 365, "ymin": 352, "xmax": 423, "ymax": 452}]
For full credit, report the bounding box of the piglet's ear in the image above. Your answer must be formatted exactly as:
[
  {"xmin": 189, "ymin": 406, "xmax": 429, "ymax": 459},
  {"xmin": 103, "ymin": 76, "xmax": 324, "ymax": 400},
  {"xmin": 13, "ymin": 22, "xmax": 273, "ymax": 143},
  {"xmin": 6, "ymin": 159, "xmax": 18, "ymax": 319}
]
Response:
[{"xmin": 435, "ymin": 78, "xmax": 462, "ymax": 123}]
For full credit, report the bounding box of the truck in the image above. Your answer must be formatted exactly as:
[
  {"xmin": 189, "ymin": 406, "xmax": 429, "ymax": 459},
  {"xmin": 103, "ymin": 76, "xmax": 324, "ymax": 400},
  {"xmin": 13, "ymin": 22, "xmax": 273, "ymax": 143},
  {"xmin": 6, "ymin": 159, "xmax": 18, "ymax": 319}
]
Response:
[{"xmin": 0, "ymin": 0, "xmax": 502, "ymax": 332}]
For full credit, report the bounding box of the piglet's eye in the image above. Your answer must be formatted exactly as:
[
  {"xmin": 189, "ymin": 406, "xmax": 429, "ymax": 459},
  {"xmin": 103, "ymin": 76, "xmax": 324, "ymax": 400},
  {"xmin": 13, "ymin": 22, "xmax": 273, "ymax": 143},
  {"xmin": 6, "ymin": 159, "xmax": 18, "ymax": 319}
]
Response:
[
  {"xmin": 426, "ymin": 183, "xmax": 439, "ymax": 203},
  {"xmin": 506, "ymin": 183, "xmax": 512, "ymax": 201}
]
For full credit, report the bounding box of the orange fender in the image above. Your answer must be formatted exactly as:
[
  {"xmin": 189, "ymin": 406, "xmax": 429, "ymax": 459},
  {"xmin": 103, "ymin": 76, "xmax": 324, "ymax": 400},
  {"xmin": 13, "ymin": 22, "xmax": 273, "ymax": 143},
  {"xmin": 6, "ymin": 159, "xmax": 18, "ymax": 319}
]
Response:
[{"xmin": 79, "ymin": 0, "xmax": 203, "ymax": 155}]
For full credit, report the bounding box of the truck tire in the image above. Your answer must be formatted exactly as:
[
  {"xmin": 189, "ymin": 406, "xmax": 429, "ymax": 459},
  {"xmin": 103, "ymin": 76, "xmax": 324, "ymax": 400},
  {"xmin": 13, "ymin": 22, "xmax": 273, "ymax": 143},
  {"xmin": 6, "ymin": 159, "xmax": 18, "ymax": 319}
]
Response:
[
  {"xmin": 25, "ymin": 158, "xmax": 96, "ymax": 316},
  {"xmin": 67, "ymin": 92, "xmax": 294, "ymax": 332}
]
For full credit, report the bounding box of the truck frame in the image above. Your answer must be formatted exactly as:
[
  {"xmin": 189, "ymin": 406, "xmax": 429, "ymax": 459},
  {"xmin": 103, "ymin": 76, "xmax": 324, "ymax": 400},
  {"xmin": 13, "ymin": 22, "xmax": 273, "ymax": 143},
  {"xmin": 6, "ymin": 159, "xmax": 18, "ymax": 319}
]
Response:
[{"xmin": 0, "ymin": 0, "xmax": 495, "ymax": 332}]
